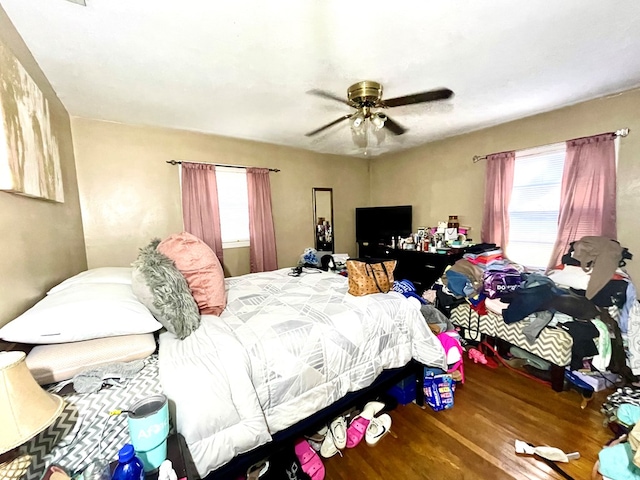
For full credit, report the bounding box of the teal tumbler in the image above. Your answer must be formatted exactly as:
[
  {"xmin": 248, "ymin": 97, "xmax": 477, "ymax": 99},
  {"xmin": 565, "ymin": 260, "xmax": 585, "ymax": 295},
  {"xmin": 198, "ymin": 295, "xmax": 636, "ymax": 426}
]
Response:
[{"xmin": 126, "ymin": 395, "xmax": 169, "ymax": 472}]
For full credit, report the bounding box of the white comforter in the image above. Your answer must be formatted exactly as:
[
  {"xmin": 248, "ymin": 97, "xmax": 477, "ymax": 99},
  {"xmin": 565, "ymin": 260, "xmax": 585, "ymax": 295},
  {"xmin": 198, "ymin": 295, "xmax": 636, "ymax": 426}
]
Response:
[{"xmin": 158, "ymin": 269, "xmax": 446, "ymax": 477}]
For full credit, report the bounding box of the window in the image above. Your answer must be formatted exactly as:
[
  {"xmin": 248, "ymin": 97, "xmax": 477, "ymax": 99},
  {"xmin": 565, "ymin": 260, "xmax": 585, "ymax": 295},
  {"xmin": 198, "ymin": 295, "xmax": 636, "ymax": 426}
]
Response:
[
  {"xmin": 216, "ymin": 167, "xmax": 250, "ymax": 248},
  {"xmin": 506, "ymin": 144, "xmax": 565, "ymax": 269}
]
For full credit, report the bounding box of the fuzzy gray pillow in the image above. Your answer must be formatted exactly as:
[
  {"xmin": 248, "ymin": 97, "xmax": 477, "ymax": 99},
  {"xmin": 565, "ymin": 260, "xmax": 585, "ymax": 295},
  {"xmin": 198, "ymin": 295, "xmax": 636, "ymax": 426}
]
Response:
[{"xmin": 131, "ymin": 239, "xmax": 200, "ymax": 339}]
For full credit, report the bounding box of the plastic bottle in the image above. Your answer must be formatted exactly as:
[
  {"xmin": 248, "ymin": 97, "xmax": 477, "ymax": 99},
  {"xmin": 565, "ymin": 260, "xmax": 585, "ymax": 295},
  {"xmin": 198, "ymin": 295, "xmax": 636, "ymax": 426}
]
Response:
[{"xmin": 111, "ymin": 444, "xmax": 145, "ymax": 480}]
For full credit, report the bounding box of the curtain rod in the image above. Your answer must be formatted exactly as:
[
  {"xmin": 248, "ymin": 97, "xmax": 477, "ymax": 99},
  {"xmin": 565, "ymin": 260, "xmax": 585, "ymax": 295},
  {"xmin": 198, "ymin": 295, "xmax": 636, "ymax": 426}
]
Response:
[
  {"xmin": 472, "ymin": 128, "xmax": 630, "ymax": 163},
  {"xmin": 166, "ymin": 159, "xmax": 280, "ymax": 172}
]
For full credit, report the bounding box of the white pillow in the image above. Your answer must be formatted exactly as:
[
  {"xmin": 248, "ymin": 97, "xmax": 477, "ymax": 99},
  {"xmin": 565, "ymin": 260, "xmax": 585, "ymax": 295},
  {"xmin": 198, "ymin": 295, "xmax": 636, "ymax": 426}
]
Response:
[
  {"xmin": 0, "ymin": 283, "xmax": 161, "ymax": 344},
  {"xmin": 26, "ymin": 334, "xmax": 156, "ymax": 385},
  {"xmin": 47, "ymin": 267, "xmax": 133, "ymax": 295}
]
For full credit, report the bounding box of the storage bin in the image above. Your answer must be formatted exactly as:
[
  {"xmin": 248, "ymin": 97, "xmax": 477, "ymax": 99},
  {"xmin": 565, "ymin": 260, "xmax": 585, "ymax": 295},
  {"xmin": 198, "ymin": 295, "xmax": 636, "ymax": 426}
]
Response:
[{"xmin": 387, "ymin": 374, "xmax": 416, "ymax": 405}]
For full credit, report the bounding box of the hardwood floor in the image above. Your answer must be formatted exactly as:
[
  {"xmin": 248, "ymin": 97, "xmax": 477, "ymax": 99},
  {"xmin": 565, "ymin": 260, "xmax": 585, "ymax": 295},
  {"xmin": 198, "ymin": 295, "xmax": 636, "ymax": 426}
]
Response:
[{"xmin": 323, "ymin": 360, "xmax": 614, "ymax": 479}]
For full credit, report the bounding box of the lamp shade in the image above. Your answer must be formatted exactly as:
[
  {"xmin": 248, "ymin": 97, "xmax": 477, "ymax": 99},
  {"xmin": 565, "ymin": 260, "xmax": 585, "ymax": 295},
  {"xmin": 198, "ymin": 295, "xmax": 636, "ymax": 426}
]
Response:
[{"xmin": 0, "ymin": 351, "xmax": 64, "ymax": 454}]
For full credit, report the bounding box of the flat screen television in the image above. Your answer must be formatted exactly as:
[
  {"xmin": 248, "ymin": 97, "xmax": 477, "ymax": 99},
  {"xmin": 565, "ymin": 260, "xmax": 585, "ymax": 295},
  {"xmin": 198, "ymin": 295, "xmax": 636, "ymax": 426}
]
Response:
[{"xmin": 355, "ymin": 205, "xmax": 412, "ymax": 243}]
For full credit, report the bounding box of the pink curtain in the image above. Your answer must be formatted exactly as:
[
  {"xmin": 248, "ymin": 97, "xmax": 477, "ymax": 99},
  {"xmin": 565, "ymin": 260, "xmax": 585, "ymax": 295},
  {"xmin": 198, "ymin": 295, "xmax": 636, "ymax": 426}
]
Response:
[
  {"xmin": 546, "ymin": 133, "xmax": 617, "ymax": 270},
  {"xmin": 181, "ymin": 162, "xmax": 224, "ymax": 261},
  {"xmin": 480, "ymin": 151, "xmax": 515, "ymax": 249},
  {"xmin": 247, "ymin": 167, "xmax": 278, "ymax": 272}
]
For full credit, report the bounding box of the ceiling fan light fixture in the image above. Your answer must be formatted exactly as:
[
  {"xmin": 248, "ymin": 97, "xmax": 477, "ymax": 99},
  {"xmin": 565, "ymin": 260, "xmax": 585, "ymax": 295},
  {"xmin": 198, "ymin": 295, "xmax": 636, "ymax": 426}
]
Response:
[
  {"xmin": 371, "ymin": 113, "xmax": 386, "ymax": 130},
  {"xmin": 350, "ymin": 112, "xmax": 365, "ymax": 133},
  {"xmin": 306, "ymin": 81, "xmax": 453, "ymax": 142}
]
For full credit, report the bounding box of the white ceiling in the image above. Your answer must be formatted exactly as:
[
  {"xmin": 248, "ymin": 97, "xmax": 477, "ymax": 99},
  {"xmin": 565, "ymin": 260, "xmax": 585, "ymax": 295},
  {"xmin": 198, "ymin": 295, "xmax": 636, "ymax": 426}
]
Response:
[{"xmin": 2, "ymin": 0, "xmax": 640, "ymax": 157}]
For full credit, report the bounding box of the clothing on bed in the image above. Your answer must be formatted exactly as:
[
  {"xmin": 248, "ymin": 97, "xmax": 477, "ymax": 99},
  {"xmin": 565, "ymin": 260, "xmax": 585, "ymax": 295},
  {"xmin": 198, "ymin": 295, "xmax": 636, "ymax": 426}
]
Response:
[
  {"xmin": 522, "ymin": 310, "xmax": 554, "ymax": 343},
  {"xmin": 571, "ymin": 236, "xmax": 624, "ymax": 300},
  {"xmin": 502, "ymin": 284, "xmax": 556, "ymax": 324},
  {"xmin": 560, "ymin": 321, "xmax": 600, "ymax": 370},
  {"xmin": 72, "ymin": 359, "xmax": 145, "ymax": 393},
  {"xmin": 420, "ymin": 304, "xmax": 454, "ymax": 333}
]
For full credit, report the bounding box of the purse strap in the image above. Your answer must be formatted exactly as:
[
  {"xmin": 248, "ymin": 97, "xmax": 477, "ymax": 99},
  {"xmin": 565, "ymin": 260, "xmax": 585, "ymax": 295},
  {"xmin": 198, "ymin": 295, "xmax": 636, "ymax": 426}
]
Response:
[{"xmin": 366, "ymin": 261, "xmax": 390, "ymax": 293}]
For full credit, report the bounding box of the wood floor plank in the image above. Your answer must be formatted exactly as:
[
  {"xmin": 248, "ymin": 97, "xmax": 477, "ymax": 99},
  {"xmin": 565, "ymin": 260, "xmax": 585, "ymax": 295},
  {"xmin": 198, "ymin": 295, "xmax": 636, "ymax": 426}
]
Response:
[{"xmin": 323, "ymin": 360, "xmax": 613, "ymax": 479}]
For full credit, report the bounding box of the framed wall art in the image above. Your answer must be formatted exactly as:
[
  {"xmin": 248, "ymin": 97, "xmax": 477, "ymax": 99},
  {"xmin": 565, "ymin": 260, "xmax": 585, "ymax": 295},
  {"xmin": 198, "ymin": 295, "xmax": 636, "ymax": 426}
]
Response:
[{"xmin": 0, "ymin": 42, "xmax": 64, "ymax": 202}]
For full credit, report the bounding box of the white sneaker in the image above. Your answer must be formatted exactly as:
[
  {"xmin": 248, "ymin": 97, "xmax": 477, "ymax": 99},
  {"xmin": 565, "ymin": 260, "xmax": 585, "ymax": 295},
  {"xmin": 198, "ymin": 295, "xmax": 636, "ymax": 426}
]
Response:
[
  {"xmin": 365, "ymin": 413, "xmax": 392, "ymax": 446},
  {"xmin": 320, "ymin": 430, "xmax": 339, "ymax": 458},
  {"xmin": 329, "ymin": 416, "xmax": 347, "ymax": 450}
]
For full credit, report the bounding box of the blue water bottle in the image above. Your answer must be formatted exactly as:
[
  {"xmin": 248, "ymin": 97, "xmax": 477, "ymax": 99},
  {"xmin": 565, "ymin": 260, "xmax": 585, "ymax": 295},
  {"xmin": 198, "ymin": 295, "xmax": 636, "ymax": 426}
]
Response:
[{"xmin": 111, "ymin": 444, "xmax": 145, "ymax": 480}]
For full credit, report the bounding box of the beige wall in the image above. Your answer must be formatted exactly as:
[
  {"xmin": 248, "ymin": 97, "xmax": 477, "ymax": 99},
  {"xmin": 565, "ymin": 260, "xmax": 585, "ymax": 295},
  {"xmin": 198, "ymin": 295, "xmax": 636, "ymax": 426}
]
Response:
[
  {"xmin": 370, "ymin": 88, "xmax": 640, "ymax": 281},
  {"xmin": 0, "ymin": 7, "xmax": 87, "ymax": 328},
  {"xmin": 71, "ymin": 118, "xmax": 369, "ymax": 276},
  {"xmin": 5, "ymin": 0, "xmax": 638, "ymax": 315}
]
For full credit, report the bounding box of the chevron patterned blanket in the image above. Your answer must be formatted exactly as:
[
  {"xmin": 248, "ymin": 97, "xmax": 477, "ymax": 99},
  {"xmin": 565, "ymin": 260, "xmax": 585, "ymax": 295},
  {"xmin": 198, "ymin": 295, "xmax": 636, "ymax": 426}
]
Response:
[
  {"xmin": 450, "ymin": 304, "xmax": 573, "ymax": 366},
  {"xmin": 23, "ymin": 355, "xmax": 163, "ymax": 480},
  {"xmin": 159, "ymin": 268, "xmax": 448, "ymax": 477}
]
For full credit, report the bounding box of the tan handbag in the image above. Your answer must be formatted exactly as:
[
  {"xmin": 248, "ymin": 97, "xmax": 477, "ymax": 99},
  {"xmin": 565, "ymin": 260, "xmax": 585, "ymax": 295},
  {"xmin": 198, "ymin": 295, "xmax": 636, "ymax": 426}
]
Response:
[{"xmin": 346, "ymin": 258, "xmax": 397, "ymax": 296}]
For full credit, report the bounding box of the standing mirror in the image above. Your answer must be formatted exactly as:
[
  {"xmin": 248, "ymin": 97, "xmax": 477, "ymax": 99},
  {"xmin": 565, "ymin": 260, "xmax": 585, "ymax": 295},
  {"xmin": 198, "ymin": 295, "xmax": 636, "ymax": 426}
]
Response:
[{"xmin": 313, "ymin": 188, "xmax": 334, "ymax": 254}]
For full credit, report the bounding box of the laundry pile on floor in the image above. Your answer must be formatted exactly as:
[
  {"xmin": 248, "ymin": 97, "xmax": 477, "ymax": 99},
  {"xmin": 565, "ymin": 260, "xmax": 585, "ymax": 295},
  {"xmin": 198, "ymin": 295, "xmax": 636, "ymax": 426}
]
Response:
[{"xmin": 597, "ymin": 387, "xmax": 640, "ymax": 479}]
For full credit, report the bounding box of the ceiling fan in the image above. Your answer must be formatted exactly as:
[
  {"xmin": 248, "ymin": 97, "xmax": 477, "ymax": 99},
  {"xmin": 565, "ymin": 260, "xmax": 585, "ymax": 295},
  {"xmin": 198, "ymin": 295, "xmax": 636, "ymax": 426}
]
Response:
[{"xmin": 305, "ymin": 81, "xmax": 454, "ymax": 137}]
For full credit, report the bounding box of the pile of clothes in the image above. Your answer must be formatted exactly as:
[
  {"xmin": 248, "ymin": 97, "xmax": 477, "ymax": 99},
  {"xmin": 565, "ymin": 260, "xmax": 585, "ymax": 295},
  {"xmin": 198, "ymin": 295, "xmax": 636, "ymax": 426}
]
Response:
[
  {"xmin": 598, "ymin": 388, "xmax": 640, "ymax": 479},
  {"xmin": 430, "ymin": 236, "xmax": 638, "ymax": 384}
]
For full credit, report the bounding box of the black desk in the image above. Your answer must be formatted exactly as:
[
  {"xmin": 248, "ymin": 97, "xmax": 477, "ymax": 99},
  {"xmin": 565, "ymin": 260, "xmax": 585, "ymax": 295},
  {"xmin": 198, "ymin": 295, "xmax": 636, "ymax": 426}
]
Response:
[{"xmin": 358, "ymin": 244, "xmax": 465, "ymax": 291}]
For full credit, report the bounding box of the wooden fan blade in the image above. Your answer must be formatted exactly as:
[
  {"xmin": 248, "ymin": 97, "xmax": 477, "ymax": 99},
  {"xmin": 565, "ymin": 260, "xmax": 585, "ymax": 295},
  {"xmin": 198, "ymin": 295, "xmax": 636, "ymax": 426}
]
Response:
[
  {"xmin": 383, "ymin": 115, "xmax": 406, "ymax": 135},
  {"xmin": 307, "ymin": 89, "xmax": 353, "ymax": 107},
  {"xmin": 305, "ymin": 114, "xmax": 353, "ymax": 137},
  {"xmin": 382, "ymin": 88, "xmax": 454, "ymax": 108}
]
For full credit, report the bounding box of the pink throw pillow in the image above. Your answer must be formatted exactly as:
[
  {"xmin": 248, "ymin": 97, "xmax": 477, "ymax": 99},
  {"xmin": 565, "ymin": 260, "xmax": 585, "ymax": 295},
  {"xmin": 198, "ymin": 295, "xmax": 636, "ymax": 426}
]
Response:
[{"xmin": 157, "ymin": 232, "xmax": 226, "ymax": 316}]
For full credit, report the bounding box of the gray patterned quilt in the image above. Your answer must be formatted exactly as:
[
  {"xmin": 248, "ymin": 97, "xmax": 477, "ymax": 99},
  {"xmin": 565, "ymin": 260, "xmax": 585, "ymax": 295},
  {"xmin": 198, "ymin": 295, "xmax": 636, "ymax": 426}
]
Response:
[
  {"xmin": 23, "ymin": 355, "xmax": 163, "ymax": 480},
  {"xmin": 158, "ymin": 269, "xmax": 447, "ymax": 477}
]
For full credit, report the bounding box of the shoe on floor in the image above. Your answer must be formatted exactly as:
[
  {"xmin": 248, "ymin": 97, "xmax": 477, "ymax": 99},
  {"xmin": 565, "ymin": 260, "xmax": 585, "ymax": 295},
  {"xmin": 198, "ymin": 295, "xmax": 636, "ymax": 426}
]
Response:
[
  {"xmin": 345, "ymin": 416, "xmax": 369, "ymax": 449},
  {"xmin": 319, "ymin": 438, "xmax": 338, "ymax": 458},
  {"xmin": 346, "ymin": 401, "xmax": 385, "ymax": 448},
  {"xmin": 305, "ymin": 426, "xmax": 328, "ymax": 443},
  {"xmin": 319, "ymin": 431, "xmax": 339, "ymax": 458},
  {"xmin": 329, "ymin": 416, "xmax": 347, "ymax": 450},
  {"xmin": 305, "ymin": 426, "xmax": 328, "ymax": 452},
  {"xmin": 294, "ymin": 439, "xmax": 325, "ymax": 480},
  {"xmin": 361, "ymin": 401, "xmax": 385, "ymax": 418},
  {"xmin": 246, "ymin": 460, "xmax": 269, "ymax": 479},
  {"xmin": 365, "ymin": 413, "xmax": 392, "ymax": 446}
]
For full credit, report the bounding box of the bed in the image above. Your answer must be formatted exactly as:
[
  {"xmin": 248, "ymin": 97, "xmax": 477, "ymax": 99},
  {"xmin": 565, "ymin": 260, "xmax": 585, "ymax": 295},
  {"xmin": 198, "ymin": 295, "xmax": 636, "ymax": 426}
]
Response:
[
  {"xmin": 159, "ymin": 268, "xmax": 447, "ymax": 478},
  {"xmin": 0, "ymin": 233, "xmax": 447, "ymax": 479}
]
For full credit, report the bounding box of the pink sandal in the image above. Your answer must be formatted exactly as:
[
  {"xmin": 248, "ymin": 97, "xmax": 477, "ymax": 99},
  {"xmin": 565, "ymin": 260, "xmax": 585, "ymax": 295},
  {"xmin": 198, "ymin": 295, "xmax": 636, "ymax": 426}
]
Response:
[
  {"xmin": 294, "ymin": 439, "xmax": 325, "ymax": 480},
  {"xmin": 345, "ymin": 401, "xmax": 385, "ymax": 448},
  {"xmin": 346, "ymin": 416, "xmax": 370, "ymax": 448}
]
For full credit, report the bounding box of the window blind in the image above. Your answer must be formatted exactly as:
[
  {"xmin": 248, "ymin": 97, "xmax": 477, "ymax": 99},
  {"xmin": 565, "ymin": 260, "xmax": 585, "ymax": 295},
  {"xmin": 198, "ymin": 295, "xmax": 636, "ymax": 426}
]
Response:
[
  {"xmin": 507, "ymin": 145, "xmax": 565, "ymax": 268},
  {"xmin": 216, "ymin": 167, "xmax": 250, "ymax": 248}
]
